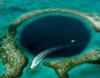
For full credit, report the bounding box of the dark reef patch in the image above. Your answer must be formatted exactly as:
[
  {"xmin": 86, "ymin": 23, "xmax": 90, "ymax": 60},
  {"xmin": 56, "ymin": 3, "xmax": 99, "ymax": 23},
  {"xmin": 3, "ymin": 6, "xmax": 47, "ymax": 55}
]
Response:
[{"xmin": 20, "ymin": 15, "xmax": 91, "ymax": 58}]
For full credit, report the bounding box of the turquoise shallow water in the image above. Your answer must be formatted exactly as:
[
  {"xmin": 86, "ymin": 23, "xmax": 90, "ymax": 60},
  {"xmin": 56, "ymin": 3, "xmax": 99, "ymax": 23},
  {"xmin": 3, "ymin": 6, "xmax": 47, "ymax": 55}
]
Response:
[
  {"xmin": 0, "ymin": 0, "xmax": 100, "ymax": 78},
  {"xmin": 0, "ymin": 59, "xmax": 4, "ymax": 76}
]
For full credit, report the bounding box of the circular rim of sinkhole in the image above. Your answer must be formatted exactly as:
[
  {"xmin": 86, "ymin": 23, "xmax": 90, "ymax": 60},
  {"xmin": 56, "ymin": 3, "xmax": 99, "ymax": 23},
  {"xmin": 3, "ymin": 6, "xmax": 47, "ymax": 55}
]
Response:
[{"xmin": 20, "ymin": 13, "xmax": 92, "ymax": 58}]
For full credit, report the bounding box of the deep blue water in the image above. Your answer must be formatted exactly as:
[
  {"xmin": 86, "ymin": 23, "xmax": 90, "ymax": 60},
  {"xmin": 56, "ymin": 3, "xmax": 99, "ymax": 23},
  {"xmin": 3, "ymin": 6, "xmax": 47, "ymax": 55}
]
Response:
[{"xmin": 20, "ymin": 15, "xmax": 90, "ymax": 58}]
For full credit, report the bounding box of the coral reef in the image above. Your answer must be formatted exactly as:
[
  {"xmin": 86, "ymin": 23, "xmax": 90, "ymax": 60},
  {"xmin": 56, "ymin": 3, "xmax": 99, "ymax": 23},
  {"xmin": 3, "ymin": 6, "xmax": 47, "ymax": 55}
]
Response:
[
  {"xmin": 8, "ymin": 8, "xmax": 100, "ymax": 33},
  {"xmin": 0, "ymin": 27, "xmax": 27, "ymax": 78},
  {"xmin": 44, "ymin": 50, "xmax": 100, "ymax": 78}
]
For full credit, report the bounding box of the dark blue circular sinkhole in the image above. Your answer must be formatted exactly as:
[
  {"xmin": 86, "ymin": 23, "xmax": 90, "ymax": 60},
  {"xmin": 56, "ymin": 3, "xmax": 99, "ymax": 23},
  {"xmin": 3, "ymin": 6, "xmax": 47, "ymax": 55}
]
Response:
[{"xmin": 20, "ymin": 15, "xmax": 91, "ymax": 58}]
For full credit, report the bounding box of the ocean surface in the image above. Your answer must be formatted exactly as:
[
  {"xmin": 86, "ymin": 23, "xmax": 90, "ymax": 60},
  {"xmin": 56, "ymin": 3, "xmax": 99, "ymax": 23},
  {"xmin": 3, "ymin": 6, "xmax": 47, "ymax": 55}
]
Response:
[{"xmin": 0, "ymin": 0, "xmax": 100, "ymax": 78}]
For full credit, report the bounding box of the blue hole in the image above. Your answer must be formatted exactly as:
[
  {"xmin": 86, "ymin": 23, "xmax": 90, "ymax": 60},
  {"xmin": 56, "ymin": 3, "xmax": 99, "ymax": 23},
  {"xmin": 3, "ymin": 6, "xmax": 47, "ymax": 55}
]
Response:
[{"xmin": 20, "ymin": 15, "xmax": 91, "ymax": 58}]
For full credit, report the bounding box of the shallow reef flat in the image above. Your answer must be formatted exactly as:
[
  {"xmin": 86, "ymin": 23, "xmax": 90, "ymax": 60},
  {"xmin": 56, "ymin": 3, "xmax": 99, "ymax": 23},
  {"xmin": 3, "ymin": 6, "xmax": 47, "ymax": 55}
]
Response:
[
  {"xmin": 0, "ymin": 8, "xmax": 100, "ymax": 78},
  {"xmin": 44, "ymin": 50, "xmax": 100, "ymax": 78},
  {"xmin": 0, "ymin": 30, "xmax": 27, "ymax": 78}
]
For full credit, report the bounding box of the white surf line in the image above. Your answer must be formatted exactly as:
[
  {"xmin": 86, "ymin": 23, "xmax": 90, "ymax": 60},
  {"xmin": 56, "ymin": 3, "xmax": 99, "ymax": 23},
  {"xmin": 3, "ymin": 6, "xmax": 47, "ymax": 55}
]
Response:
[{"xmin": 30, "ymin": 45, "xmax": 65, "ymax": 69}]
